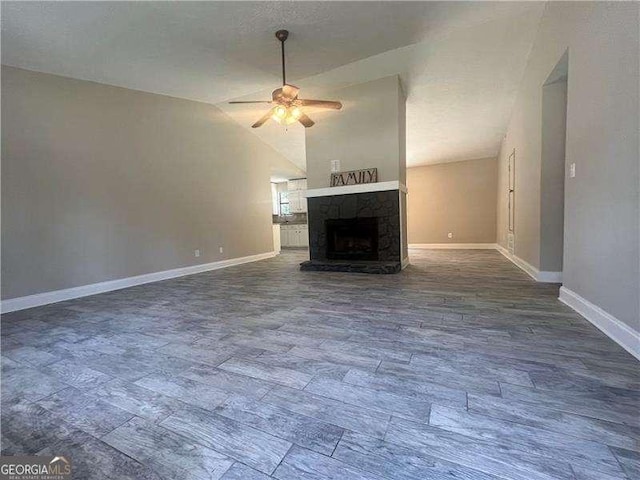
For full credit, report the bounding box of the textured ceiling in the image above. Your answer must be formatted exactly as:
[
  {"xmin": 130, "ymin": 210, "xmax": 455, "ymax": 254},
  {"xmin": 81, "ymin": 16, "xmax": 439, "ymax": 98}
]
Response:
[
  {"xmin": 2, "ymin": 1, "xmax": 545, "ymax": 173},
  {"xmin": 1, "ymin": 1, "xmax": 434, "ymax": 103}
]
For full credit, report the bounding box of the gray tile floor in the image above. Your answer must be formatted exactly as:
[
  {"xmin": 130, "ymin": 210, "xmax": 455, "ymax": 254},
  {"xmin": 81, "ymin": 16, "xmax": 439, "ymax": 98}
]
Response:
[{"xmin": 1, "ymin": 249, "xmax": 639, "ymax": 479}]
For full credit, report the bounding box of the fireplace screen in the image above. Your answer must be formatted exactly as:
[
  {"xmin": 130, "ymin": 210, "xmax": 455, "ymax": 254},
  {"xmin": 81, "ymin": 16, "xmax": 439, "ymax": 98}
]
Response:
[{"xmin": 325, "ymin": 217, "xmax": 379, "ymax": 261}]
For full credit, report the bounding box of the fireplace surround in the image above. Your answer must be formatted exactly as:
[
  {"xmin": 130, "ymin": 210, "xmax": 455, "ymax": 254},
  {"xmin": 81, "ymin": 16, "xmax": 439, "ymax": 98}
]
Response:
[{"xmin": 300, "ymin": 189, "xmax": 402, "ymax": 274}]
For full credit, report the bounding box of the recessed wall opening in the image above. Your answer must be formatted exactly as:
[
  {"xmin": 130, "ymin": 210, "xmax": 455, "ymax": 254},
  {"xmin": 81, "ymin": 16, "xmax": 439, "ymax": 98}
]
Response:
[{"xmin": 540, "ymin": 50, "xmax": 568, "ymax": 276}]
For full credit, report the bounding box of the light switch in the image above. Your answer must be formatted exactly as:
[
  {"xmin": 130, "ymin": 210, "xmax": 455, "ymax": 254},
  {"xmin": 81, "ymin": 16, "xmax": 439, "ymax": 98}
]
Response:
[{"xmin": 569, "ymin": 163, "xmax": 576, "ymax": 178}]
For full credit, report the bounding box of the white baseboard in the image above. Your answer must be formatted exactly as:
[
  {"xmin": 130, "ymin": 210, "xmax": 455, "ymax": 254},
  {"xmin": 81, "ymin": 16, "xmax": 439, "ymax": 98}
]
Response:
[
  {"xmin": 559, "ymin": 286, "xmax": 640, "ymax": 361},
  {"xmin": 495, "ymin": 244, "xmax": 562, "ymax": 283},
  {"xmin": 409, "ymin": 243, "xmax": 498, "ymax": 250},
  {"xmin": 1, "ymin": 251, "xmax": 277, "ymax": 314},
  {"xmin": 536, "ymin": 270, "xmax": 563, "ymax": 283}
]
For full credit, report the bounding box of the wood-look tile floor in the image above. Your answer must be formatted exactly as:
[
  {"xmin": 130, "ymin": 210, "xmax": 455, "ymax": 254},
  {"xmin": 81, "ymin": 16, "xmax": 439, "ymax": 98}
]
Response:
[{"xmin": 2, "ymin": 249, "xmax": 639, "ymax": 479}]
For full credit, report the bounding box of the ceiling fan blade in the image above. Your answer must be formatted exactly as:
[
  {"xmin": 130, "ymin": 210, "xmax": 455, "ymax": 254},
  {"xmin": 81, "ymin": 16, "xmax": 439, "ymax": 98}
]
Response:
[
  {"xmin": 252, "ymin": 108, "xmax": 274, "ymax": 128},
  {"xmin": 298, "ymin": 112, "xmax": 315, "ymax": 128},
  {"xmin": 229, "ymin": 101, "xmax": 272, "ymax": 104},
  {"xmin": 297, "ymin": 99, "xmax": 342, "ymax": 110}
]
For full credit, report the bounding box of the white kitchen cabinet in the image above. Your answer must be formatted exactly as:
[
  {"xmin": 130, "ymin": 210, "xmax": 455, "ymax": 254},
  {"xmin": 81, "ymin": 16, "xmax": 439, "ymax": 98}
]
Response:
[
  {"xmin": 280, "ymin": 224, "xmax": 309, "ymax": 248},
  {"xmin": 280, "ymin": 226, "xmax": 290, "ymax": 247},
  {"xmin": 288, "ymin": 190, "xmax": 307, "ymax": 213},
  {"xmin": 294, "ymin": 224, "xmax": 309, "ymax": 247},
  {"xmin": 286, "ymin": 179, "xmax": 308, "ymax": 213}
]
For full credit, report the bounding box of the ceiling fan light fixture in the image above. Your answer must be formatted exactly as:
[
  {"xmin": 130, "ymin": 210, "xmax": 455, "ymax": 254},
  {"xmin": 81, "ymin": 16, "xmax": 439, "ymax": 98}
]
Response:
[
  {"xmin": 230, "ymin": 30, "xmax": 342, "ymax": 128},
  {"xmin": 271, "ymin": 106, "xmax": 301, "ymax": 125},
  {"xmin": 272, "ymin": 105, "xmax": 288, "ymax": 123}
]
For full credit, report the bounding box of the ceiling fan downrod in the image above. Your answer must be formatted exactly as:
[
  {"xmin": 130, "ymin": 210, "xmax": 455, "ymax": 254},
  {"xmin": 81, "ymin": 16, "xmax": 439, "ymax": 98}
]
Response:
[{"xmin": 275, "ymin": 29, "xmax": 289, "ymax": 86}]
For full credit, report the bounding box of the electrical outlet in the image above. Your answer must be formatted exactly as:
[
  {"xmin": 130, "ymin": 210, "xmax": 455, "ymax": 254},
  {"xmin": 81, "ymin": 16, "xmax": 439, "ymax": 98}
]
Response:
[
  {"xmin": 569, "ymin": 163, "xmax": 576, "ymax": 178},
  {"xmin": 330, "ymin": 160, "xmax": 340, "ymax": 173},
  {"xmin": 219, "ymin": 247, "xmax": 224, "ymax": 254},
  {"xmin": 194, "ymin": 249, "xmax": 200, "ymax": 257},
  {"xmin": 448, "ymin": 232, "xmax": 453, "ymax": 239}
]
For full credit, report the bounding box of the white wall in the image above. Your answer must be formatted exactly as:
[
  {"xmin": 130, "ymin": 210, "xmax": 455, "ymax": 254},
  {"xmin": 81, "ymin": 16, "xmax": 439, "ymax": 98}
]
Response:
[
  {"xmin": 496, "ymin": 2, "xmax": 639, "ymax": 331},
  {"xmin": 1, "ymin": 66, "xmax": 292, "ymax": 300}
]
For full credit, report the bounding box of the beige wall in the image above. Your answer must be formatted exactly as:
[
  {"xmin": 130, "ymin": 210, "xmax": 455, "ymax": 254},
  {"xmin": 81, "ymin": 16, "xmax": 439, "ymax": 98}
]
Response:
[
  {"xmin": 496, "ymin": 2, "xmax": 639, "ymax": 330},
  {"xmin": 1, "ymin": 66, "xmax": 292, "ymax": 300},
  {"xmin": 539, "ymin": 78, "xmax": 567, "ymax": 272},
  {"xmin": 407, "ymin": 158, "xmax": 498, "ymax": 244},
  {"xmin": 305, "ymin": 75, "xmax": 406, "ymax": 189}
]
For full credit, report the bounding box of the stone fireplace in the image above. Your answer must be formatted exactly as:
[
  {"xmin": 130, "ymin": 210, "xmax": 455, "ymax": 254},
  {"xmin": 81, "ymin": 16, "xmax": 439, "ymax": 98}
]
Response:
[
  {"xmin": 301, "ymin": 75, "xmax": 408, "ymax": 273},
  {"xmin": 300, "ymin": 186, "xmax": 404, "ymax": 274}
]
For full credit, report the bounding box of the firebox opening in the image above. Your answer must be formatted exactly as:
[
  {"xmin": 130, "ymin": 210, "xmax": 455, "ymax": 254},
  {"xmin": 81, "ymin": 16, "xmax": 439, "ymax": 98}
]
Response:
[{"xmin": 326, "ymin": 217, "xmax": 379, "ymax": 261}]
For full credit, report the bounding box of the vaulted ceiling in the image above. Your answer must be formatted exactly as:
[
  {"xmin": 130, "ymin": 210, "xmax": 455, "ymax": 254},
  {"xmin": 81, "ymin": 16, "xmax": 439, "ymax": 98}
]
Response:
[{"xmin": 2, "ymin": 1, "xmax": 545, "ymax": 175}]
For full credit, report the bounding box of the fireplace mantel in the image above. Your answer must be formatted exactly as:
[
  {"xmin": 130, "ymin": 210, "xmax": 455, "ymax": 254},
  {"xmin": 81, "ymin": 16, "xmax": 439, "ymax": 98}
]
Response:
[{"xmin": 305, "ymin": 181, "xmax": 408, "ymax": 198}]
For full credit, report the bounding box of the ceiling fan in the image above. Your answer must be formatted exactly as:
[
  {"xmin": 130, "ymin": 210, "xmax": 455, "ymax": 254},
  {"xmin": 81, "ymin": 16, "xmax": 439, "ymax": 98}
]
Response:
[{"xmin": 229, "ymin": 30, "xmax": 342, "ymax": 128}]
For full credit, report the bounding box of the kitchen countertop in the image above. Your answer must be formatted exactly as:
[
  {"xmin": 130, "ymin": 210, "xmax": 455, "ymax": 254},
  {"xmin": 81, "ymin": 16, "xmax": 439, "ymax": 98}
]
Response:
[
  {"xmin": 273, "ymin": 213, "xmax": 307, "ymax": 225},
  {"xmin": 273, "ymin": 222, "xmax": 308, "ymax": 226}
]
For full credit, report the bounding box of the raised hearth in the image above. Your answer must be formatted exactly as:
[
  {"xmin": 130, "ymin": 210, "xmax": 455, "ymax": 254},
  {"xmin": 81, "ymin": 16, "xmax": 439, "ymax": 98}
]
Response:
[{"xmin": 300, "ymin": 259, "xmax": 401, "ymax": 274}]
